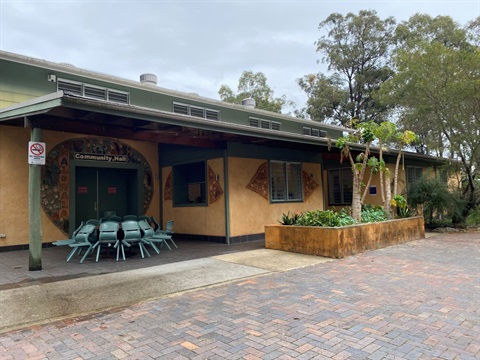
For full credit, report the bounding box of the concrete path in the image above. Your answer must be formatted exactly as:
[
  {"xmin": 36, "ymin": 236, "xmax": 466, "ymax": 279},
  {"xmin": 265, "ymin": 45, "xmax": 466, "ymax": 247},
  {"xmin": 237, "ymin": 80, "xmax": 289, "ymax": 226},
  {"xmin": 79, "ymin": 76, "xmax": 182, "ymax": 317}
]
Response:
[
  {"xmin": 0, "ymin": 232, "xmax": 479, "ymax": 359},
  {"xmin": 0, "ymin": 249, "xmax": 332, "ymax": 333}
]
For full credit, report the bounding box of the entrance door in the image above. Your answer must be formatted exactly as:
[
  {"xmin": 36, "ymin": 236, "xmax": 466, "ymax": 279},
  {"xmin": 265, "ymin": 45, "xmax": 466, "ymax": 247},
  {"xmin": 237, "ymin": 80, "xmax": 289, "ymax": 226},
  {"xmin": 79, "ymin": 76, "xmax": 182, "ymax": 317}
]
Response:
[{"xmin": 75, "ymin": 167, "xmax": 138, "ymax": 227}]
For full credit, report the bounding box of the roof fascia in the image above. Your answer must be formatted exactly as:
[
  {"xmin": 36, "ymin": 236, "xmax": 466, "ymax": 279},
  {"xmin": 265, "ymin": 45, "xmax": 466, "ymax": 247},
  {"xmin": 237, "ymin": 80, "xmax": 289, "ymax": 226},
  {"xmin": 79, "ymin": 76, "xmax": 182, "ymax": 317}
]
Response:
[
  {"xmin": 61, "ymin": 95, "xmax": 334, "ymax": 147},
  {"xmin": 0, "ymin": 91, "xmax": 64, "ymax": 122}
]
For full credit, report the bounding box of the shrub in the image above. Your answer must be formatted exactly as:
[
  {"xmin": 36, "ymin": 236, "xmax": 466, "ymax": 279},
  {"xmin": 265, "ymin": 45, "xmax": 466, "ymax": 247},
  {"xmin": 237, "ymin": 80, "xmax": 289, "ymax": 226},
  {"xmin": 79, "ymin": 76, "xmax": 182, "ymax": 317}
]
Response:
[
  {"xmin": 407, "ymin": 176, "xmax": 463, "ymax": 227},
  {"xmin": 361, "ymin": 204, "xmax": 388, "ymax": 223},
  {"xmin": 296, "ymin": 210, "xmax": 356, "ymax": 227},
  {"xmin": 278, "ymin": 211, "xmax": 300, "ymax": 225},
  {"xmin": 467, "ymin": 206, "xmax": 480, "ymax": 226}
]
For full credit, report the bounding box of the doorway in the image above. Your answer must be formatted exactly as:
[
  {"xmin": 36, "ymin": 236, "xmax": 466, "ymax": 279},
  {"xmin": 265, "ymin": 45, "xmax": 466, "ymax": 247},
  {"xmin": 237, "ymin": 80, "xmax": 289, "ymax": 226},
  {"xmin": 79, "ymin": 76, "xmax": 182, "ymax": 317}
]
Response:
[{"xmin": 75, "ymin": 167, "xmax": 138, "ymax": 227}]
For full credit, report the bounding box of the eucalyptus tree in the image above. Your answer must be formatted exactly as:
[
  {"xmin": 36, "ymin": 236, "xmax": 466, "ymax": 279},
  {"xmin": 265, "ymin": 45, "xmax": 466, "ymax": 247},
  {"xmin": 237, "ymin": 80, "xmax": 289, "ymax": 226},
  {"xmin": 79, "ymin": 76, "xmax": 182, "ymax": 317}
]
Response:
[
  {"xmin": 298, "ymin": 10, "xmax": 396, "ymax": 125},
  {"xmin": 380, "ymin": 14, "xmax": 480, "ymax": 221},
  {"xmin": 218, "ymin": 70, "xmax": 289, "ymax": 113}
]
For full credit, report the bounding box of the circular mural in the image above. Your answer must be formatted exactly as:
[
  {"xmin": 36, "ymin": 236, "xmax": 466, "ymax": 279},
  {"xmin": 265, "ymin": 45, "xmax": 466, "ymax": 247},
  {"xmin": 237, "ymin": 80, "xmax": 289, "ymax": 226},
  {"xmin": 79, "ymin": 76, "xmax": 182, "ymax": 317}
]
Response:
[{"xmin": 41, "ymin": 137, "xmax": 154, "ymax": 235}]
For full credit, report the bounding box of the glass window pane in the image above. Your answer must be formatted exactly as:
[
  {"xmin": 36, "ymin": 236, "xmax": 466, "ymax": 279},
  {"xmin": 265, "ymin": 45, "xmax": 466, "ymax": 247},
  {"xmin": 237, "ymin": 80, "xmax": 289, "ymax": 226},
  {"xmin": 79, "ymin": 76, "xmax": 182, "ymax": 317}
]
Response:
[{"xmin": 270, "ymin": 162, "xmax": 286, "ymax": 201}]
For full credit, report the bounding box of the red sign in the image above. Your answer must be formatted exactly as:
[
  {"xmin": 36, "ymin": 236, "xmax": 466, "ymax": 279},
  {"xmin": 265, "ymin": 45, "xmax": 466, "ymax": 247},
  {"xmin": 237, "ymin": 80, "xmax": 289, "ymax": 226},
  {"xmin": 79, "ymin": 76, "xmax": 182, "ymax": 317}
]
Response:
[
  {"xmin": 77, "ymin": 186, "xmax": 88, "ymax": 194},
  {"xmin": 107, "ymin": 187, "xmax": 117, "ymax": 194}
]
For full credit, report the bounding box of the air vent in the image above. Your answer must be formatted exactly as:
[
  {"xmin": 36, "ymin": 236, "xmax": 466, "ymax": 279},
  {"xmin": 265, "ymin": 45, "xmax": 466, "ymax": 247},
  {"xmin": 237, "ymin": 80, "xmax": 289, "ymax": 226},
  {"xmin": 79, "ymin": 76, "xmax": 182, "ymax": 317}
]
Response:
[
  {"xmin": 84, "ymin": 85, "xmax": 107, "ymax": 100},
  {"xmin": 242, "ymin": 98, "xmax": 256, "ymax": 108},
  {"xmin": 140, "ymin": 73, "xmax": 157, "ymax": 86},
  {"xmin": 108, "ymin": 91, "xmax": 129, "ymax": 104},
  {"xmin": 58, "ymin": 80, "xmax": 82, "ymax": 96},
  {"xmin": 249, "ymin": 117, "xmax": 281, "ymax": 131},
  {"xmin": 303, "ymin": 127, "xmax": 327, "ymax": 138},
  {"xmin": 58, "ymin": 78, "xmax": 129, "ymax": 104},
  {"xmin": 173, "ymin": 103, "xmax": 189, "ymax": 115},
  {"xmin": 260, "ymin": 120, "xmax": 270, "ymax": 129},
  {"xmin": 271, "ymin": 121, "xmax": 281, "ymax": 131},
  {"xmin": 249, "ymin": 118, "xmax": 260, "ymax": 127},
  {"xmin": 206, "ymin": 109, "xmax": 220, "ymax": 121},
  {"xmin": 173, "ymin": 102, "xmax": 220, "ymax": 121},
  {"xmin": 190, "ymin": 106, "xmax": 205, "ymax": 118}
]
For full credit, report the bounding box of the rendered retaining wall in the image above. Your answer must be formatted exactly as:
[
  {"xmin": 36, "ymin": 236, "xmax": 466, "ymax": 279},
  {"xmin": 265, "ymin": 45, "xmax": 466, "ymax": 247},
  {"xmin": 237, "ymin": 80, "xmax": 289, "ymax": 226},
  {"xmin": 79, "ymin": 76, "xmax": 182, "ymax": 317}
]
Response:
[{"xmin": 265, "ymin": 216, "xmax": 425, "ymax": 258}]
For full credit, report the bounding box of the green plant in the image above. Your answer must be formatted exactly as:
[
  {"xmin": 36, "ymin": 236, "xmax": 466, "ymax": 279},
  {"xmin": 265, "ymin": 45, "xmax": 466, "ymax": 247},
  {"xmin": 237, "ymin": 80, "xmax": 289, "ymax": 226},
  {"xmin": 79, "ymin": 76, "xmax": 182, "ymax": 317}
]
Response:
[
  {"xmin": 407, "ymin": 175, "xmax": 463, "ymax": 227},
  {"xmin": 390, "ymin": 195, "xmax": 411, "ymax": 218},
  {"xmin": 296, "ymin": 210, "xmax": 356, "ymax": 227},
  {"xmin": 278, "ymin": 211, "xmax": 300, "ymax": 225},
  {"xmin": 361, "ymin": 204, "xmax": 388, "ymax": 223},
  {"xmin": 467, "ymin": 207, "xmax": 480, "ymax": 226}
]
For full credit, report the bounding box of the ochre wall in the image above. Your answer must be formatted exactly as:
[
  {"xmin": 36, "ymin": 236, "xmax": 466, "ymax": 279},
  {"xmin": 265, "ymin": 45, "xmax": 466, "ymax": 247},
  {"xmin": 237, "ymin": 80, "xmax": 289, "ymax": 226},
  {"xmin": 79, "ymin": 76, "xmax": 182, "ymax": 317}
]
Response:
[
  {"xmin": 323, "ymin": 163, "xmax": 408, "ymax": 210},
  {"xmin": 228, "ymin": 157, "xmax": 324, "ymax": 237},
  {"xmin": 0, "ymin": 125, "xmax": 160, "ymax": 247},
  {"xmin": 161, "ymin": 158, "xmax": 226, "ymax": 237}
]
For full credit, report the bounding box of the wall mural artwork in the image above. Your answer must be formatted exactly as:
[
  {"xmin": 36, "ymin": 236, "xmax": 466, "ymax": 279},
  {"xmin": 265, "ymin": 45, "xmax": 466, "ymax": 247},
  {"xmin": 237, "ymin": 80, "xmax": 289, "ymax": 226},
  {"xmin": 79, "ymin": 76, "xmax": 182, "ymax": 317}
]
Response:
[
  {"xmin": 41, "ymin": 137, "xmax": 154, "ymax": 235},
  {"xmin": 303, "ymin": 171, "xmax": 319, "ymax": 200},
  {"xmin": 208, "ymin": 166, "xmax": 223, "ymax": 204},
  {"xmin": 246, "ymin": 162, "xmax": 269, "ymax": 200}
]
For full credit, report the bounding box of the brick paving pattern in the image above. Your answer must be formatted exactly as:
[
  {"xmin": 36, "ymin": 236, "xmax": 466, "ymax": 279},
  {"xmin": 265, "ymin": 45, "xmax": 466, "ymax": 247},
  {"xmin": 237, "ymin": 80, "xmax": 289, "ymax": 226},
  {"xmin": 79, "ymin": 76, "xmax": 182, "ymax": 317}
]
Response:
[{"xmin": 0, "ymin": 233, "xmax": 479, "ymax": 359}]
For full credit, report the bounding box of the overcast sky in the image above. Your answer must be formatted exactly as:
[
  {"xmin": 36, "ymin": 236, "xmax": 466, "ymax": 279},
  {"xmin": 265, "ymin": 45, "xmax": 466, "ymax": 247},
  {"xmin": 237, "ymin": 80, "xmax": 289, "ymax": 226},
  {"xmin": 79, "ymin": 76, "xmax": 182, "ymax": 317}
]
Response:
[{"xmin": 1, "ymin": 0, "xmax": 478, "ymax": 113}]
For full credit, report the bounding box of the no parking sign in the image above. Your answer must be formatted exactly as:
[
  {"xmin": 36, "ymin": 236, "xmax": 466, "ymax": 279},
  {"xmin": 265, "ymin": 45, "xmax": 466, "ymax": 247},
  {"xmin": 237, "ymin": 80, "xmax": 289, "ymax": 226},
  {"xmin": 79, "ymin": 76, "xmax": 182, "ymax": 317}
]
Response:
[{"xmin": 28, "ymin": 141, "xmax": 46, "ymax": 165}]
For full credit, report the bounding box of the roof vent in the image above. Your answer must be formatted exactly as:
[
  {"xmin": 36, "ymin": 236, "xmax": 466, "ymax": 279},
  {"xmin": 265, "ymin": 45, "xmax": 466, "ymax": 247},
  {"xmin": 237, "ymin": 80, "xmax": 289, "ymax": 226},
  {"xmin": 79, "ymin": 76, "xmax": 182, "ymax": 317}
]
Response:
[
  {"xmin": 242, "ymin": 98, "xmax": 256, "ymax": 108},
  {"xmin": 140, "ymin": 73, "xmax": 157, "ymax": 86}
]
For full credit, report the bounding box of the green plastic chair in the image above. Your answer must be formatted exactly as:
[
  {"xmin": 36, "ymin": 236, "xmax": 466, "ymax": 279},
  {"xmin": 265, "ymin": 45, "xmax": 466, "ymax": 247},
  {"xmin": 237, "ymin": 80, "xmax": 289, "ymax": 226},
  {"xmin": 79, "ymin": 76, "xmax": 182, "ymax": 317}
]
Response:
[
  {"xmin": 53, "ymin": 222, "xmax": 84, "ymax": 247},
  {"xmin": 156, "ymin": 219, "xmax": 177, "ymax": 249},
  {"xmin": 138, "ymin": 219, "xmax": 170, "ymax": 254},
  {"xmin": 66, "ymin": 223, "xmax": 98, "ymax": 263},
  {"xmin": 122, "ymin": 220, "xmax": 150, "ymax": 258},
  {"xmin": 92, "ymin": 220, "xmax": 123, "ymax": 262}
]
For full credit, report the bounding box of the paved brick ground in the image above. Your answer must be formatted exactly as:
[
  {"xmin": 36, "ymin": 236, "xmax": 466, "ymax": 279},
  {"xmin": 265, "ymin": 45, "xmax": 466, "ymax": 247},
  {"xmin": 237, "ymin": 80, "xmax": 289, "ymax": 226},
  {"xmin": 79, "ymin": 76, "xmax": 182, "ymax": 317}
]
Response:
[{"xmin": 0, "ymin": 233, "xmax": 479, "ymax": 360}]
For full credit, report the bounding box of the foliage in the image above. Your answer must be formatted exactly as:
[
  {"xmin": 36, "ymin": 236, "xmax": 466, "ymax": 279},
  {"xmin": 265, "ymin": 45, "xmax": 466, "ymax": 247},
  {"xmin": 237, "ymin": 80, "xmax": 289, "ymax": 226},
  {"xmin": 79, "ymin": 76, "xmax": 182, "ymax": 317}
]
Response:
[
  {"xmin": 379, "ymin": 14, "xmax": 480, "ymax": 223},
  {"xmin": 297, "ymin": 10, "xmax": 396, "ymax": 125},
  {"xmin": 335, "ymin": 120, "xmax": 380, "ymax": 222},
  {"xmin": 466, "ymin": 207, "xmax": 480, "ymax": 226},
  {"xmin": 218, "ymin": 70, "xmax": 291, "ymax": 113},
  {"xmin": 296, "ymin": 209, "xmax": 356, "ymax": 227},
  {"xmin": 278, "ymin": 211, "xmax": 300, "ymax": 225},
  {"xmin": 407, "ymin": 175, "xmax": 464, "ymax": 227},
  {"xmin": 361, "ymin": 204, "xmax": 388, "ymax": 223},
  {"xmin": 390, "ymin": 195, "xmax": 410, "ymax": 218}
]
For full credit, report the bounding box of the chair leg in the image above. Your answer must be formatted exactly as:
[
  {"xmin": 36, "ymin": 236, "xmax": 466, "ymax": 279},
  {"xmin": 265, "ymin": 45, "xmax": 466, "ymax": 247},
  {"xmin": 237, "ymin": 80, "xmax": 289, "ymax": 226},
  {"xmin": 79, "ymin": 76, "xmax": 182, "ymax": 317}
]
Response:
[
  {"xmin": 66, "ymin": 247, "xmax": 79, "ymax": 262},
  {"xmin": 96, "ymin": 245, "xmax": 102, "ymax": 262},
  {"xmin": 147, "ymin": 240, "xmax": 160, "ymax": 254},
  {"xmin": 141, "ymin": 243, "xmax": 151, "ymax": 257},
  {"xmin": 169, "ymin": 238, "xmax": 177, "ymax": 248},
  {"xmin": 80, "ymin": 247, "xmax": 92, "ymax": 264}
]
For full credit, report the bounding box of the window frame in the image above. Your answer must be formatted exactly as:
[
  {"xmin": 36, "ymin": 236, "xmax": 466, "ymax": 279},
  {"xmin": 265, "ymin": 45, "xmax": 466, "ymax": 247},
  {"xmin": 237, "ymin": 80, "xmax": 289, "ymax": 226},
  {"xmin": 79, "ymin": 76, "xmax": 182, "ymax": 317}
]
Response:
[
  {"xmin": 327, "ymin": 168, "xmax": 353, "ymax": 206},
  {"xmin": 172, "ymin": 161, "xmax": 207, "ymax": 207},
  {"xmin": 406, "ymin": 166, "xmax": 423, "ymax": 193},
  {"xmin": 269, "ymin": 160, "xmax": 303, "ymax": 203}
]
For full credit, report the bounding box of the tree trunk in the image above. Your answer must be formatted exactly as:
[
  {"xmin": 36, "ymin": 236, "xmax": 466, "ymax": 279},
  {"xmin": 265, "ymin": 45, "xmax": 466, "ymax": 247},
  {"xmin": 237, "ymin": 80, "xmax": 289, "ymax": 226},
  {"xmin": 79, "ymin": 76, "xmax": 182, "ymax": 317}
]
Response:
[
  {"xmin": 352, "ymin": 174, "xmax": 362, "ymax": 222},
  {"xmin": 385, "ymin": 172, "xmax": 392, "ymax": 219},
  {"xmin": 393, "ymin": 152, "xmax": 402, "ymax": 196}
]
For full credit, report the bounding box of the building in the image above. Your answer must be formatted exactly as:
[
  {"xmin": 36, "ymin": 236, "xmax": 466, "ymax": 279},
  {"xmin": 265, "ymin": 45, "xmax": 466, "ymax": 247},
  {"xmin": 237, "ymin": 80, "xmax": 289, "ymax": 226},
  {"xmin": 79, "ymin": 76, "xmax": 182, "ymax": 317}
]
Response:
[{"xmin": 0, "ymin": 50, "xmax": 444, "ymax": 252}]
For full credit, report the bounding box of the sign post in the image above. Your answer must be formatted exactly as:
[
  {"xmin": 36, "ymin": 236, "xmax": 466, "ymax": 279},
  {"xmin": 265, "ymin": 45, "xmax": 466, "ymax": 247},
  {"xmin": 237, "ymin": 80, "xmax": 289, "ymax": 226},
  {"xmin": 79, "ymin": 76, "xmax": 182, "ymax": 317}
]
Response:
[{"xmin": 28, "ymin": 134, "xmax": 44, "ymax": 271}]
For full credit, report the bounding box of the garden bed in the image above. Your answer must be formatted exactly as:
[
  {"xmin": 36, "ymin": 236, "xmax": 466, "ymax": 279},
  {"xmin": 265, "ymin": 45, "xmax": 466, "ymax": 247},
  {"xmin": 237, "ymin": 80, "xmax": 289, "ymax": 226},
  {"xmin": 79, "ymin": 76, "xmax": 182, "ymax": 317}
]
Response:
[{"xmin": 265, "ymin": 216, "xmax": 425, "ymax": 258}]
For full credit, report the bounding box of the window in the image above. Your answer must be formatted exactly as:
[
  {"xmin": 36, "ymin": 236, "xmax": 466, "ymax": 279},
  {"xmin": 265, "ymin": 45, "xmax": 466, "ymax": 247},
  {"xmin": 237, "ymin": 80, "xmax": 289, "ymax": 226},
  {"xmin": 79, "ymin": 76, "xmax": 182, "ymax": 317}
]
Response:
[
  {"xmin": 173, "ymin": 102, "xmax": 220, "ymax": 121},
  {"xmin": 406, "ymin": 167, "xmax": 423, "ymax": 193},
  {"xmin": 173, "ymin": 161, "xmax": 207, "ymax": 206},
  {"xmin": 303, "ymin": 127, "xmax": 327, "ymax": 138},
  {"xmin": 270, "ymin": 161, "xmax": 302, "ymax": 202},
  {"xmin": 328, "ymin": 168, "xmax": 353, "ymax": 205},
  {"xmin": 57, "ymin": 79, "xmax": 130, "ymax": 104},
  {"xmin": 249, "ymin": 117, "xmax": 281, "ymax": 131}
]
